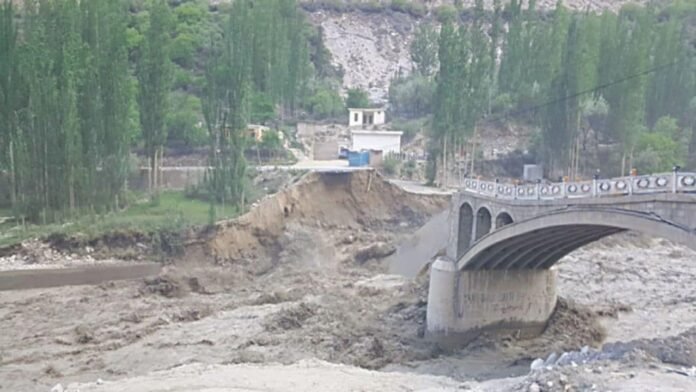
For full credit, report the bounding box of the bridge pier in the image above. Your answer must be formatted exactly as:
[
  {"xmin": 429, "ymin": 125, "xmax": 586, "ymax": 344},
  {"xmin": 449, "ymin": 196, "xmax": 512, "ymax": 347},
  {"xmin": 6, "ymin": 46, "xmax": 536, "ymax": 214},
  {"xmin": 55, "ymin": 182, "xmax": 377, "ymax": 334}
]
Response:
[{"xmin": 426, "ymin": 257, "xmax": 558, "ymax": 347}]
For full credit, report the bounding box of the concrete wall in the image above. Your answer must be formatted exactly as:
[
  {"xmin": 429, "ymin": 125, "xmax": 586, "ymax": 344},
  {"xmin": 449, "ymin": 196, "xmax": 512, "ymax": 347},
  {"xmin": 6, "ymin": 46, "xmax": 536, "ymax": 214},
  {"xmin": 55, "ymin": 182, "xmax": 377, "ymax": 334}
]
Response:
[
  {"xmin": 314, "ymin": 141, "xmax": 339, "ymax": 160},
  {"xmin": 427, "ymin": 257, "xmax": 557, "ymax": 346},
  {"xmin": 351, "ymin": 131, "xmax": 402, "ymax": 154},
  {"xmin": 129, "ymin": 167, "xmax": 207, "ymax": 191}
]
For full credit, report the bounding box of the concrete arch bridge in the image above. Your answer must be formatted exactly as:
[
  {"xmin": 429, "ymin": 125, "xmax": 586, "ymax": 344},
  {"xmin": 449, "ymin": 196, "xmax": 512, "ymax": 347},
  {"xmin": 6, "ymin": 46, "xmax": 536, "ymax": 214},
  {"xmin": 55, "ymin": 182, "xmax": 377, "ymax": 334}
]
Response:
[{"xmin": 425, "ymin": 171, "xmax": 696, "ymax": 345}]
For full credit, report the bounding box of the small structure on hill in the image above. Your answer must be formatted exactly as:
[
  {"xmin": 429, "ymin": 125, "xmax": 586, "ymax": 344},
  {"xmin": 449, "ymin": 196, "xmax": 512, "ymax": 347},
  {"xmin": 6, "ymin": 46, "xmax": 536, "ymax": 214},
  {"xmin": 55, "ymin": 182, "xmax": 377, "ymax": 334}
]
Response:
[
  {"xmin": 351, "ymin": 130, "xmax": 403, "ymax": 155},
  {"xmin": 247, "ymin": 124, "xmax": 272, "ymax": 142},
  {"xmin": 523, "ymin": 164, "xmax": 543, "ymax": 182},
  {"xmin": 348, "ymin": 108, "xmax": 386, "ymax": 127}
]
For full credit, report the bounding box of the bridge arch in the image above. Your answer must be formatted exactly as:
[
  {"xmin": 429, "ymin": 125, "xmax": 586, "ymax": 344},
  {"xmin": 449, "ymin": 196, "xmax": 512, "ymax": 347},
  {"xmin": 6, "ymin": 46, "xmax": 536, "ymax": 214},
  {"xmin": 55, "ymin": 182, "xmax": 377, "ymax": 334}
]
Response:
[
  {"xmin": 456, "ymin": 203, "xmax": 474, "ymax": 258},
  {"xmin": 457, "ymin": 207, "xmax": 696, "ymax": 271},
  {"xmin": 474, "ymin": 207, "xmax": 492, "ymax": 241},
  {"xmin": 495, "ymin": 211, "xmax": 514, "ymax": 229}
]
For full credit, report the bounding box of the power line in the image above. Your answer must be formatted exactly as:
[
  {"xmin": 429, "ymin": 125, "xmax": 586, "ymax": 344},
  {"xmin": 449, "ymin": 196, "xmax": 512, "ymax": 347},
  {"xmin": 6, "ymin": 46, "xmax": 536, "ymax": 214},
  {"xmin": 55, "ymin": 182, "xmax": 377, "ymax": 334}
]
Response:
[{"xmin": 481, "ymin": 58, "xmax": 686, "ymax": 125}]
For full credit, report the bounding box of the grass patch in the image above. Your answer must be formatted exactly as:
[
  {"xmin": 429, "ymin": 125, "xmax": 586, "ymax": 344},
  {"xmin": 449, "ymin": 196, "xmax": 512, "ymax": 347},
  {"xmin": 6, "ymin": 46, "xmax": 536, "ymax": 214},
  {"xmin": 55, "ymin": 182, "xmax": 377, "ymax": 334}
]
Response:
[{"xmin": 0, "ymin": 191, "xmax": 240, "ymax": 248}]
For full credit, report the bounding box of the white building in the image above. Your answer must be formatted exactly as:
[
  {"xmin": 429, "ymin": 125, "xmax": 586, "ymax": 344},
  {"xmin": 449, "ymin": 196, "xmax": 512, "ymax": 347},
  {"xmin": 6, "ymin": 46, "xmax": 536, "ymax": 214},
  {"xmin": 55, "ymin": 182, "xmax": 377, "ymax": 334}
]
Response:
[
  {"xmin": 351, "ymin": 130, "xmax": 403, "ymax": 155},
  {"xmin": 348, "ymin": 108, "xmax": 386, "ymax": 127}
]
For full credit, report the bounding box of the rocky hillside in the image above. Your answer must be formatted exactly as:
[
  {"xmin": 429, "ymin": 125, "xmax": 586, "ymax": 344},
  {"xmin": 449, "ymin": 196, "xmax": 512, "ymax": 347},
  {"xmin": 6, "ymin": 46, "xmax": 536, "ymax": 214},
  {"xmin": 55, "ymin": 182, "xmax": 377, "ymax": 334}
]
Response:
[
  {"xmin": 301, "ymin": 0, "xmax": 650, "ymax": 102},
  {"xmin": 306, "ymin": 10, "xmax": 416, "ymax": 103}
]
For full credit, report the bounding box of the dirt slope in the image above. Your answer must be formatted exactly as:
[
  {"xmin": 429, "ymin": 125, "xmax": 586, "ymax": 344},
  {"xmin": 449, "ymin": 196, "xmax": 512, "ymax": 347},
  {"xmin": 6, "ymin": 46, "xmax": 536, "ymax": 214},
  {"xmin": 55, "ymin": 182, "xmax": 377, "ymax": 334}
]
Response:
[{"xmin": 196, "ymin": 170, "xmax": 447, "ymax": 272}]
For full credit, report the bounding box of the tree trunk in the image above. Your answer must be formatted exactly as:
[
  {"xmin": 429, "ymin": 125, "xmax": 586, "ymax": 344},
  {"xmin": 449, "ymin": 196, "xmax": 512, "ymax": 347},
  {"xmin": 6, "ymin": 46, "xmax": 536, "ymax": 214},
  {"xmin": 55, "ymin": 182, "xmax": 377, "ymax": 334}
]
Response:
[
  {"xmin": 689, "ymin": 127, "xmax": 696, "ymax": 169},
  {"xmin": 470, "ymin": 126, "xmax": 478, "ymax": 177},
  {"xmin": 69, "ymin": 170, "xmax": 75, "ymax": 215},
  {"xmin": 574, "ymin": 136, "xmax": 581, "ymax": 180},
  {"xmin": 159, "ymin": 147, "xmax": 164, "ymax": 189},
  {"xmin": 443, "ymin": 136, "xmax": 448, "ymax": 187},
  {"xmin": 9, "ymin": 139, "xmax": 16, "ymax": 207},
  {"xmin": 148, "ymin": 156, "xmax": 153, "ymax": 195},
  {"xmin": 154, "ymin": 150, "xmax": 159, "ymax": 191}
]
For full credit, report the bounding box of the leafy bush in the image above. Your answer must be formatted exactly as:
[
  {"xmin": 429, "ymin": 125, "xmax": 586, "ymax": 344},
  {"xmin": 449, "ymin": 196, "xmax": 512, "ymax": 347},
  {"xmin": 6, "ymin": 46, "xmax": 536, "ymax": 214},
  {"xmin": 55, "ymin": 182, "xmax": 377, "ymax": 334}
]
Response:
[
  {"xmin": 392, "ymin": 117, "xmax": 427, "ymax": 142},
  {"xmin": 346, "ymin": 87, "xmax": 370, "ymax": 108},
  {"xmin": 389, "ymin": 75, "xmax": 434, "ymax": 118},
  {"xmin": 166, "ymin": 93, "xmax": 208, "ymax": 147},
  {"xmin": 435, "ymin": 5, "xmax": 458, "ymax": 22},
  {"xmin": 301, "ymin": 0, "xmax": 351, "ymax": 13},
  {"xmin": 170, "ymin": 33, "xmax": 197, "ymax": 67},
  {"xmin": 260, "ymin": 130, "xmax": 283, "ymax": 151},
  {"xmin": 251, "ymin": 92, "xmax": 276, "ymax": 124},
  {"xmin": 390, "ymin": 0, "xmax": 427, "ymax": 17},
  {"xmin": 171, "ymin": 65, "xmax": 194, "ymax": 90},
  {"xmin": 491, "ymin": 93, "xmax": 514, "ymax": 114},
  {"xmin": 401, "ymin": 160, "xmax": 417, "ymax": 179},
  {"xmin": 307, "ymin": 85, "xmax": 345, "ymax": 119},
  {"xmin": 634, "ymin": 116, "xmax": 687, "ymax": 173},
  {"xmin": 382, "ymin": 156, "xmax": 400, "ymax": 176},
  {"xmin": 356, "ymin": 1, "xmax": 385, "ymax": 13}
]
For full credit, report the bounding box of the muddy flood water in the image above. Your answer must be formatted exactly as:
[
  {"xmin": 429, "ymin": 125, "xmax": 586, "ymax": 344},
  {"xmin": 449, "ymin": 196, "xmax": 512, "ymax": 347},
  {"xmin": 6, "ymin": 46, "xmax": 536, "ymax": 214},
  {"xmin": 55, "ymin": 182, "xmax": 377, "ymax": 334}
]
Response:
[{"xmin": 1, "ymin": 173, "xmax": 695, "ymax": 391}]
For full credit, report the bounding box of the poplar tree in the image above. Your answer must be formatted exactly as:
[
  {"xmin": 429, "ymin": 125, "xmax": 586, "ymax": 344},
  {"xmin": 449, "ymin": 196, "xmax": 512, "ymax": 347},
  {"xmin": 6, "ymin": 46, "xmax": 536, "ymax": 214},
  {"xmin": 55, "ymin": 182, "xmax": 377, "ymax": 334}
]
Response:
[{"xmin": 136, "ymin": 0, "xmax": 172, "ymax": 198}]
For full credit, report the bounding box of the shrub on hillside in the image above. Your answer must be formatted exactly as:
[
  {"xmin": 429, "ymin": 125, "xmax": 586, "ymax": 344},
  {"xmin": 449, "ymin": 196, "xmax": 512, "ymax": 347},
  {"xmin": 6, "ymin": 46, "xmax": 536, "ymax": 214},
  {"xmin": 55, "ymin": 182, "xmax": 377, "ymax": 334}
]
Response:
[
  {"xmin": 389, "ymin": 75, "xmax": 434, "ymax": 119},
  {"xmin": 382, "ymin": 156, "xmax": 400, "ymax": 176},
  {"xmin": 389, "ymin": 0, "xmax": 426, "ymax": 17},
  {"xmin": 356, "ymin": 1, "xmax": 385, "ymax": 13}
]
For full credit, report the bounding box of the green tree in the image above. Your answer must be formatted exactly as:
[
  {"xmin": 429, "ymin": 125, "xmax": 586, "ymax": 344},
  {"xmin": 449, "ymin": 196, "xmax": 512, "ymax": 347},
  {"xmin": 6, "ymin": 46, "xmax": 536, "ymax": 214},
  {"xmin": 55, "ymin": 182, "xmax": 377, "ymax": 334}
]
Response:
[
  {"xmin": 136, "ymin": 0, "xmax": 173, "ymax": 197},
  {"xmin": 389, "ymin": 75, "xmax": 434, "ymax": 119},
  {"xmin": 346, "ymin": 88, "xmax": 369, "ymax": 108},
  {"xmin": 634, "ymin": 117, "xmax": 686, "ymax": 173},
  {"xmin": 410, "ymin": 23, "xmax": 439, "ymax": 76},
  {"xmin": 202, "ymin": 0, "xmax": 251, "ymax": 213},
  {"xmin": 308, "ymin": 83, "xmax": 345, "ymax": 119},
  {"xmin": 0, "ymin": 0, "xmax": 22, "ymax": 209}
]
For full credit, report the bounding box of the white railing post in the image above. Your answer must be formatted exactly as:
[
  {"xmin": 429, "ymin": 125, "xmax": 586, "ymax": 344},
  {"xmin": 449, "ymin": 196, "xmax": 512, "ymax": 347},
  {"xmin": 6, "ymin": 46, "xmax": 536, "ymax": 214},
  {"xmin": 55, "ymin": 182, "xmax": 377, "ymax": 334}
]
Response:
[
  {"xmin": 514, "ymin": 184, "xmax": 518, "ymax": 200},
  {"xmin": 536, "ymin": 182, "xmax": 541, "ymax": 200},
  {"xmin": 672, "ymin": 166, "xmax": 679, "ymax": 193}
]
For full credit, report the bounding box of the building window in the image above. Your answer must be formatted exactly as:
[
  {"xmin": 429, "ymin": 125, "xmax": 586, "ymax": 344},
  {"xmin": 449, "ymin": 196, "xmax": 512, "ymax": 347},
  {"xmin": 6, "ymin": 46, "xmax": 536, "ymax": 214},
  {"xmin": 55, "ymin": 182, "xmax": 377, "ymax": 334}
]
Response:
[{"xmin": 354, "ymin": 113, "xmax": 359, "ymax": 122}]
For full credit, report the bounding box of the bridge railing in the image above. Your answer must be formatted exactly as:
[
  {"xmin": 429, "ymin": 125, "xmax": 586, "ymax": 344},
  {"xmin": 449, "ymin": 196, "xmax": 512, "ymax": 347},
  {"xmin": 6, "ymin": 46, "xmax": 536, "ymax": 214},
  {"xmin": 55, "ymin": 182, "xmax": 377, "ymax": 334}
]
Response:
[{"xmin": 459, "ymin": 172, "xmax": 696, "ymax": 200}]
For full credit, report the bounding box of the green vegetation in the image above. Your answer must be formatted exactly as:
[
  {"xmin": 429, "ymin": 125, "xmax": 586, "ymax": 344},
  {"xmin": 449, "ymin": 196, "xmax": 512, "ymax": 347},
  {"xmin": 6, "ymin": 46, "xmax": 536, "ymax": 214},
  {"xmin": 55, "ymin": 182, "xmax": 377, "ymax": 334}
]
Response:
[
  {"xmin": 0, "ymin": 0, "xmax": 133, "ymax": 222},
  {"xmin": 0, "ymin": 0, "xmax": 342, "ymax": 228},
  {"xmin": 382, "ymin": 156, "xmax": 400, "ymax": 176},
  {"xmin": 346, "ymin": 88, "xmax": 370, "ymax": 108},
  {"xmin": 300, "ymin": 0, "xmax": 427, "ymax": 17},
  {"xmin": 137, "ymin": 0, "xmax": 173, "ymax": 198},
  {"xmin": 0, "ymin": 191, "xmax": 239, "ymax": 248},
  {"xmin": 427, "ymin": 0, "xmax": 696, "ymax": 181},
  {"xmin": 307, "ymin": 83, "xmax": 346, "ymax": 119},
  {"xmin": 389, "ymin": 75, "xmax": 434, "ymax": 119},
  {"xmin": 410, "ymin": 22, "xmax": 439, "ymax": 77}
]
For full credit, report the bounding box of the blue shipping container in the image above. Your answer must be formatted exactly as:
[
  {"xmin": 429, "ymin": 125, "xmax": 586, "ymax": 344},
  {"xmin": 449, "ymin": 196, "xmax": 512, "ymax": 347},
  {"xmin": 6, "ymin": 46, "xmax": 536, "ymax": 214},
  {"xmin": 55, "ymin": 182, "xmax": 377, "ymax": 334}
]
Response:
[{"xmin": 348, "ymin": 151, "xmax": 370, "ymax": 167}]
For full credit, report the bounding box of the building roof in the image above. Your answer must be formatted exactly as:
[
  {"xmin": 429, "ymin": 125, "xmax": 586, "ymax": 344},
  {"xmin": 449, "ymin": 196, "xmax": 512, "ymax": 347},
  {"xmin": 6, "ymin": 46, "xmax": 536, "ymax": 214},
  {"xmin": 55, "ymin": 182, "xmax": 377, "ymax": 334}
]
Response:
[
  {"xmin": 247, "ymin": 124, "xmax": 270, "ymax": 130},
  {"xmin": 351, "ymin": 130, "xmax": 403, "ymax": 136},
  {"xmin": 348, "ymin": 108, "xmax": 384, "ymax": 112}
]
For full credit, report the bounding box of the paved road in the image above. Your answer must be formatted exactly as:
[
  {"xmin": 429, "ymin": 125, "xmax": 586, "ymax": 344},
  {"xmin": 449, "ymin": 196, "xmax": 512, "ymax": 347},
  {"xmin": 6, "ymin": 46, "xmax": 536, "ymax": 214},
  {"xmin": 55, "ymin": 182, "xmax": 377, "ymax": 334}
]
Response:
[
  {"xmin": 387, "ymin": 179, "xmax": 456, "ymax": 195},
  {"xmin": 152, "ymin": 160, "xmax": 372, "ymax": 174}
]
